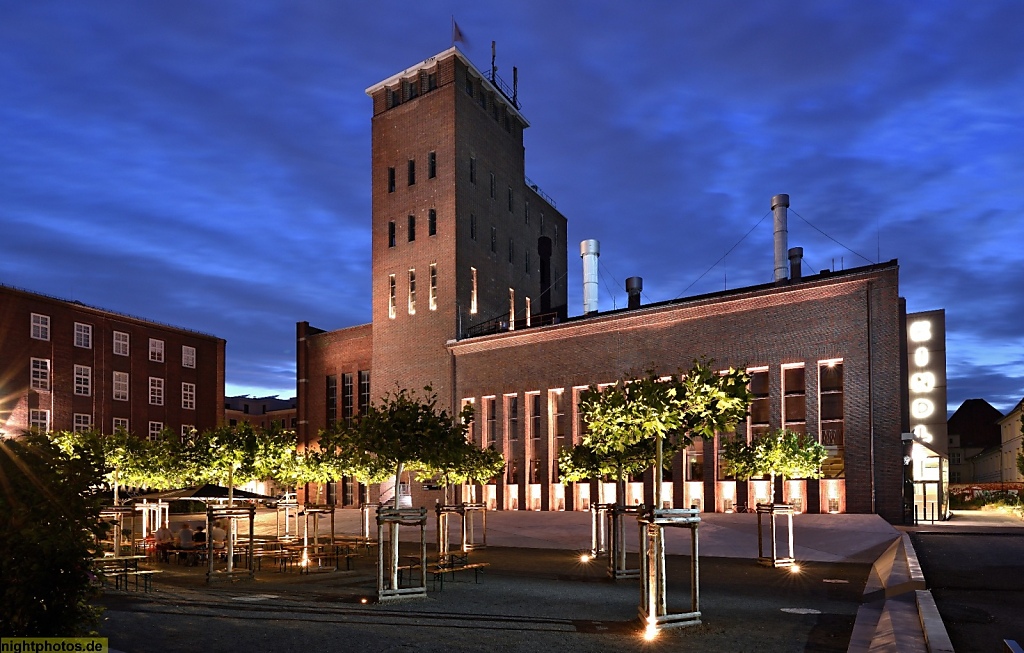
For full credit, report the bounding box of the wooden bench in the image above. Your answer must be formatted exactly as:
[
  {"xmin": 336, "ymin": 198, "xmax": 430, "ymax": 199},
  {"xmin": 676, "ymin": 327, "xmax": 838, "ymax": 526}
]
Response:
[
  {"xmin": 426, "ymin": 562, "xmax": 490, "ymax": 591},
  {"xmin": 113, "ymin": 569, "xmax": 162, "ymax": 592}
]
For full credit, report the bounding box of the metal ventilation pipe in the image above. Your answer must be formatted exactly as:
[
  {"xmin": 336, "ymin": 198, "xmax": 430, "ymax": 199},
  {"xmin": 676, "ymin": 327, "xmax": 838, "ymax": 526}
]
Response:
[
  {"xmin": 580, "ymin": 239, "xmax": 600, "ymax": 315},
  {"xmin": 626, "ymin": 276, "xmax": 643, "ymax": 309},
  {"xmin": 772, "ymin": 193, "xmax": 790, "ymax": 283},
  {"xmin": 788, "ymin": 247, "xmax": 803, "ymax": 281}
]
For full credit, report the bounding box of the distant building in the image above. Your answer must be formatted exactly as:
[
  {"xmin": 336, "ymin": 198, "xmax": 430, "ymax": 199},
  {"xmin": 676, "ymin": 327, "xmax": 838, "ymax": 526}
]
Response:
[
  {"xmin": 999, "ymin": 399, "xmax": 1024, "ymax": 482},
  {"xmin": 224, "ymin": 394, "xmax": 297, "ymax": 430},
  {"xmin": 296, "ymin": 47, "xmax": 947, "ymax": 524},
  {"xmin": 946, "ymin": 399, "xmax": 1003, "ymax": 483},
  {"xmin": 0, "ymin": 284, "xmax": 225, "ymax": 439}
]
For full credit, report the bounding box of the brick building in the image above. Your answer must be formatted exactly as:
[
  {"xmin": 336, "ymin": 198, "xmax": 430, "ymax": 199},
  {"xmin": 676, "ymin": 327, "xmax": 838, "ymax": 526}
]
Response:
[
  {"xmin": 296, "ymin": 47, "xmax": 944, "ymax": 523},
  {"xmin": 225, "ymin": 394, "xmax": 297, "ymax": 430},
  {"xmin": 0, "ymin": 284, "xmax": 225, "ymax": 439}
]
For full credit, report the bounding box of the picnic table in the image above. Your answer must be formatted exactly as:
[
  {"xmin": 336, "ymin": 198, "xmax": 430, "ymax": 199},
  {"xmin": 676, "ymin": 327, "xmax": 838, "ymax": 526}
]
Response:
[{"xmin": 92, "ymin": 555, "xmax": 159, "ymax": 591}]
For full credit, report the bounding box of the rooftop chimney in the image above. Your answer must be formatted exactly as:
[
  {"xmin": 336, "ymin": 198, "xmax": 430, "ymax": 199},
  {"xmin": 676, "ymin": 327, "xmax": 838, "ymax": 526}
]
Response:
[
  {"xmin": 626, "ymin": 276, "xmax": 643, "ymax": 309},
  {"xmin": 772, "ymin": 194, "xmax": 790, "ymax": 284},
  {"xmin": 580, "ymin": 239, "xmax": 600, "ymax": 315},
  {"xmin": 788, "ymin": 247, "xmax": 803, "ymax": 281}
]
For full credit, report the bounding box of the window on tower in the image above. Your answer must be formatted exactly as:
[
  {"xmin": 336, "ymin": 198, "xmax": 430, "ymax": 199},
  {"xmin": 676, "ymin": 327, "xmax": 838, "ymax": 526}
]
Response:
[
  {"xmin": 508, "ymin": 238, "xmax": 514, "ymax": 264},
  {"xmin": 508, "ymin": 187, "xmax": 513, "ymax": 212},
  {"xmin": 408, "ymin": 159, "xmax": 415, "ymax": 186},
  {"xmin": 388, "ymin": 275, "xmax": 396, "ymax": 319},
  {"xmin": 470, "ymin": 214, "xmax": 477, "ymax": 240},
  {"xmin": 408, "ymin": 215, "xmax": 416, "ymax": 242},
  {"xmin": 428, "ymin": 151, "xmax": 436, "ymax": 179},
  {"xmin": 489, "ymin": 173, "xmax": 495, "ymax": 199},
  {"xmin": 490, "ymin": 227, "xmax": 497, "ymax": 253},
  {"xmin": 388, "ymin": 167, "xmax": 395, "ymax": 193},
  {"xmin": 470, "ymin": 157, "xmax": 476, "ymax": 184},
  {"xmin": 428, "ymin": 209, "xmax": 437, "ymax": 236},
  {"xmin": 429, "ymin": 263, "xmax": 437, "ymax": 311},
  {"xmin": 408, "ymin": 269, "xmax": 416, "ymax": 315},
  {"xmin": 470, "ymin": 267, "xmax": 478, "ymax": 314},
  {"xmin": 388, "ymin": 221, "xmax": 396, "ymax": 248}
]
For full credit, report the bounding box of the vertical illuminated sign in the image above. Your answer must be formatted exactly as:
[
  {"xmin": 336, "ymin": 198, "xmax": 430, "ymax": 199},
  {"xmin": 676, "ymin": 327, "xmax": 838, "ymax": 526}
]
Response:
[{"xmin": 906, "ymin": 310, "xmax": 948, "ymax": 452}]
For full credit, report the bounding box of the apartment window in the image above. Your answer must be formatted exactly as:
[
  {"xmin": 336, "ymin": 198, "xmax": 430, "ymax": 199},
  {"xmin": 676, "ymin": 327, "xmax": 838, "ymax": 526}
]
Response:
[
  {"xmin": 429, "ymin": 263, "xmax": 438, "ymax": 311},
  {"xmin": 748, "ymin": 368, "xmax": 770, "ymax": 439},
  {"xmin": 29, "ymin": 409, "xmax": 50, "ymax": 432},
  {"xmin": 114, "ymin": 331, "xmax": 130, "ymax": 356},
  {"xmin": 388, "ymin": 221, "xmax": 396, "ymax": 248},
  {"xmin": 182, "ymin": 382, "xmax": 196, "ymax": 410},
  {"xmin": 470, "ymin": 267, "xmax": 478, "ymax": 314},
  {"xmin": 508, "ymin": 187, "xmax": 513, "ymax": 212},
  {"xmin": 525, "ymin": 202, "xmax": 530, "ymax": 225},
  {"xmin": 950, "ymin": 452, "xmax": 962, "ymax": 465},
  {"xmin": 490, "ymin": 227, "xmax": 497, "ymax": 253},
  {"xmin": 530, "ymin": 394, "xmax": 541, "ymax": 441},
  {"xmin": 30, "ymin": 357, "xmax": 50, "ymax": 391},
  {"xmin": 540, "ymin": 212, "xmax": 545, "ymax": 233},
  {"xmin": 550, "ymin": 390, "xmax": 566, "ymax": 450},
  {"xmin": 149, "ymin": 377, "xmax": 164, "ymax": 406},
  {"xmin": 469, "ymin": 157, "xmax": 476, "ymax": 183},
  {"xmin": 358, "ymin": 371, "xmax": 370, "ymax": 415},
  {"xmin": 485, "ymin": 397, "xmax": 497, "ymax": 447},
  {"xmin": 387, "ymin": 87, "xmax": 401, "ymax": 108},
  {"xmin": 326, "ymin": 375, "xmax": 337, "ymax": 426},
  {"xmin": 182, "ymin": 424, "xmax": 195, "ymax": 438},
  {"xmin": 388, "ymin": 274, "xmax": 396, "ymax": 319},
  {"xmin": 782, "ymin": 365, "xmax": 806, "ymax": 435},
  {"xmin": 428, "ymin": 151, "xmax": 436, "ymax": 178},
  {"xmin": 74, "ymin": 322, "xmax": 92, "ymax": 349},
  {"xmin": 408, "ymin": 159, "xmax": 416, "ymax": 186},
  {"xmin": 113, "ymin": 371, "xmax": 129, "ymax": 401},
  {"xmin": 113, "ymin": 417, "xmax": 129, "ymax": 433},
  {"xmin": 470, "ymin": 214, "xmax": 477, "ymax": 240},
  {"xmin": 341, "ymin": 373, "xmax": 354, "ymax": 424},
  {"xmin": 148, "ymin": 421, "xmax": 163, "ymax": 442},
  {"xmin": 819, "ymin": 360, "xmax": 845, "ymax": 478},
  {"xmin": 509, "ymin": 288, "xmax": 515, "ymax": 330},
  {"xmin": 464, "ymin": 76, "xmax": 474, "ymax": 96},
  {"xmin": 525, "ymin": 250, "xmax": 531, "ymax": 275},
  {"xmin": 149, "ymin": 338, "xmax": 164, "ymax": 363},
  {"xmin": 182, "ymin": 345, "xmax": 196, "ymax": 368},
  {"xmin": 428, "ymin": 209, "xmax": 437, "ymax": 236},
  {"xmin": 73, "ymin": 413, "xmax": 92, "ymax": 433},
  {"xmin": 408, "ymin": 269, "xmax": 417, "ymax": 315},
  {"xmin": 508, "ymin": 238, "xmax": 514, "ymax": 263},
  {"xmin": 506, "ymin": 395, "xmax": 519, "ymax": 441},
  {"xmin": 408, "ymin": 215, "xmax": 416, "ymax": 242},
  {"xmin": 388, "ymin": 167, "xmax": 395, "ymax": 192},
  {"xmin": 489, "ymin": 173, "xmax": 495, "ymax": 199},
  {"xmin": 404, "ymin": 79, "xmax": 418, "ymax": 100},
  {"xmin": 479, "ymin": 87, "xmax": 487, "ymax": 108},
  {"xmin": 461, "ymin": 398, "xmax": 477, "ymax": 445},
  {"xmin": 74, "ymin": 365, "xmax": 91, "ymax": 397},
  {"xmin": 525, "ymin": 297, "xmax": 531, "ymax": 326},
  {"xmin": 554, "ymin": 223, "xmax": 559, "ymax": 245},
  {"xmin": 31, "ymin": 313, "xmax": 50, "ymax": 341}
]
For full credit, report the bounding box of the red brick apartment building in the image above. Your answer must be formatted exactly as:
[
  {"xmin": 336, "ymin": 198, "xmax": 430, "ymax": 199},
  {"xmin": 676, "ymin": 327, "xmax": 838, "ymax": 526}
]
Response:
[
  {"xmin": 0, "ymin": 284, "xmax": 225, "ymax": 439},
  {"xmin": 297, "ymin": 48, "xmax": 947, "ymax": 523}
]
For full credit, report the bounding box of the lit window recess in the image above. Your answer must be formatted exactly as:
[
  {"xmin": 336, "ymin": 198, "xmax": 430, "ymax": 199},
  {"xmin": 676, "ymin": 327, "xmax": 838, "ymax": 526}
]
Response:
[
  {"xmin": 388, "ymin": 274, "xmax": 397, "ymax": 319},
  {"xmin": 470, "ymin": 267, "xmax": 478, "ymax": 314}
]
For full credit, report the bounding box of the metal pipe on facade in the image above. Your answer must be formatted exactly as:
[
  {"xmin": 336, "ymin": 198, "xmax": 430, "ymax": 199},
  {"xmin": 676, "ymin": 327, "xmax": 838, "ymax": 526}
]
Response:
[
  {"xmin": 581, "ymin": 239, "xmax": 600, "ymax": 315},
  {"xmin": 772, "ymin": 194, "xmax": 790, "ymax": 283}
]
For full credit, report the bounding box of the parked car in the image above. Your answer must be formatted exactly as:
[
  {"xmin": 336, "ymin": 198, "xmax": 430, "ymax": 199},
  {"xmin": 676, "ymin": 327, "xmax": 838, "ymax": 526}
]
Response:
[{"xmin": 266, "ymin": 492, "xmax": 297, "ymax": 509}]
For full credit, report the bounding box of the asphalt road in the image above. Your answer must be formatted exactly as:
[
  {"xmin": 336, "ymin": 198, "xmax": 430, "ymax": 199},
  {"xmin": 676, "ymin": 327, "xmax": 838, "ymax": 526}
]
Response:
[
  {"xmin": 910, "ymin": 530, "xmax": 1024, "ymax": 653},
  {"xmin": 96, "ymin": 546, "xmax": 870, "ymax": 653}
]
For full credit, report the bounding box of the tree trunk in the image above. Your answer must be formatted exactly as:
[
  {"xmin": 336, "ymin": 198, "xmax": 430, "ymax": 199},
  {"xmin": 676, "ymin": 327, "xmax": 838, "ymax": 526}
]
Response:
[{"xmin": 390, "ymin": 462, "xmax": 403, "ymax": 591}]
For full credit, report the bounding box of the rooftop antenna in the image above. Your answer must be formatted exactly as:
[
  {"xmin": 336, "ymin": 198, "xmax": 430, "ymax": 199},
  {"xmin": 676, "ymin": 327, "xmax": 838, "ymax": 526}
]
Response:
[
  {"xmin": 491, "ymin": 41, "xmax": 497, "ymax": 83},
  {"xmin": 513, "ymin": 66, "xmax": 518, "ymax": 107}
]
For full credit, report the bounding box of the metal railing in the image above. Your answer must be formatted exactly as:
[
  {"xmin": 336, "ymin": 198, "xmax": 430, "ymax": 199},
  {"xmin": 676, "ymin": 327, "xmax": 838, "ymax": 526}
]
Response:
[{"xmin": 525, "ymin": 176, "xmax": 557, "ymax": 208}]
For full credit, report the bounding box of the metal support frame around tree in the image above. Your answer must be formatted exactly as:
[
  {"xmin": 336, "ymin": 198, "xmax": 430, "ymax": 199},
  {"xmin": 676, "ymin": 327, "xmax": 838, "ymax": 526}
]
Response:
[
  {"xmin": 756, "ymin": 503, "xmax": 795, "ymax": 567},
  {"xmin": 205, "ymin": 504, "xmax": 255, "ymax": 583},
  {"xmin": 376, "ymin": 506, "xmax": 427, "ymax": 602},
  {"xmin": 605, "ymin": 503, "xmax": 641, "ymax": 579},
  {"xmin": 360, "ymin": 502, "xmax": 380, "ymax": 541},
  {"xmin": 436, "ymin": 502, "xmax": 487, "ymax": 566},
  {"xmin": 275, "ymin": 499, "xmax": 300, "ymax": 540},
  {"xmin": 590, "ymin": 502, "xmax": 610, "ymax": 556},
  {"xmin": 299, "ymin": 505, "xmax": 336, "ymax": 572},
  {"xmin": 637, "ymin": 507, "xmax": 701, "ymax": 633}
]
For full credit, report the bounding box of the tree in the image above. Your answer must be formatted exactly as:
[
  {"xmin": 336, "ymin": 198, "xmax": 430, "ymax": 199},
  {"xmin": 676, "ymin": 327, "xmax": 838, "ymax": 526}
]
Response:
[
  {"xmin": 186, "ymin": 422, "xmax": 297, "ymax": 504},
  {"xmin": 0, "ymin": 433, "xmax": 107, "ymax": 635},
  {"xmin": 50, "ymin": 429, "xmax": 156, "ymax": 505},
  {"xmin": 721, "ymin": 427, "xmax": 828, "ymax": 505}
]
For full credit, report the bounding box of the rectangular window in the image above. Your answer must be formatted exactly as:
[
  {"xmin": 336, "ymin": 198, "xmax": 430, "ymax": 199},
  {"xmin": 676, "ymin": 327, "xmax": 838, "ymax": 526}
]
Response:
[
  {"xmin": 182, "ymin": 382, "xmax": 196, "ymax": 410},
  {"xmin": 341, "ymin": 373, "xmax": 354, "ymax": 424},
  {"xmin": 408, "ymin": 215, "xmax": 416, "ymax": 242},
  {"xmin": 428, "ymin": 209, "xmax": 437, "ymax": 236},
  {"xmin": 428, "ymin": 151, "xmax": 436, "ymax": 178},
  {"xmin": 74, "ymin": 364, "xmax": 91, "ymax": 397},
  {"xmin": 506, "ymin": 394, "xmax": 519, "ymax": 441},
  {"xmin": 326, "ymin": 375, "xmax": 337, "ymax": 426},
  {"xmin": 540, "ymin": 212, "xmax": 545, "ymax": 233},
  {"xmin": 148, "ymin": 421, "xmax": 163, "ymax": 442},
  {"xmin": 30, "ymin": 358, "xmax": 50, "ymax": 391},
  {"xmin": 388, "ymin": 167, "xmax": 395, "ymax": 192},
  {"xmin": 388, "ymin": 274, "xmax": 396, "ymax": 319},
  {"xmin": 462, "ymin": 398, "xmax": 477, "ymax": 445},
  {"xmin": 550, "ymin": 389, "xmax": 566, "ymax": 451},
  {"xmin": 950, "ymin": 452, "xmax": 962, "ymax": 465},
  {"xmin": 485, "ymin": 396, "xmax": 497, "ymax": 447},
  {"xmin": 525, "ymin": 250, "xmax": 531, "ymax": 275},
  {"xmin": 525, "ymin": 201, "xmax": 530, "ymax": 225},
  {"xmin": 113, "ymin": 417, "xmax": 129, "ymax": 433},
  {"xmin": 747, "ymin": 368, "xmax": 770, "ymax": 440},
  {"xmin": 74, "ymin": 322, "xmax": 92, "ymax": 349},
  {"xmin": 509, "ymin": 288, "xmax": 515, "ymax": 330},
  {"xmin": 470, "ymin": 267, "xmax": 478, "ymax": 314},
  {"xmin": 782, "ymin": 364, "xmax": 806, "ymax": 435},
  {"xmin": 31, "ymin": 313, "xmax": 50, "ymax": 341},
  {"xmin": 182, "ymin": 345, "xmax": 196, "ymax": 368},
  {"xmin": 149, "ymin": 377, "xmax": 164, "ymax": 406},
  {"xmin": 113, "ymin": 371, "xmax": 129, "ymax": 401},
  {"xmin": 408, "ymin": 159, "xmax": 415, "ymax": 186},
  {"xmin": 182, "ymin": 424, "xmax": 195, "ymax": 438},
  {"xmin": 149, "ymin": 339, "xmax": 164, "ymax": 362},
  {"xmin": 427, "ymin": 72, "xmax": 437, "ymax": 91},
  {"xmin": 470, "ymin": 214, "xmax": 477, "ymax": 240},
  {"xmin": 469, "ymin": 157, "xmax": 476, "ymax": 183},
  {"xmin": 508, "ymin": 187, "xmax": 513, "ymax": 212},
  {"xmin": 388, "ymin": 221, "xmax": 396, "ymax": 247},
  {"xmin": 508, "ymin": 238, "xmax": 514, "ymax": 263},
  {"xmin": 73, "ymin": 413, "xmax": 92, "ymax": 433},
  {"xmin": 404, "ymin": 79, "xmax": 418, "ymax": 100},
  {"xmin": 479, "ymin": 86, "xmax": 486, "ymax": 108},
  {"xmin": 525, "ymin": 297, "xmax": 531, "ymax": 326},
  {"xmin": 29, "ymin": 409, "xmax": 50, "ymax": 432},
  {"xmin": 819, "ymin": 360, "xmax": 845, "ymax": 478},
  {"xmin": 490, "ymin": 227, "xmax": 497, "ymax": 253},
  {"xmin": 408, "ymin": 269, "xmax": 416, "ymax": 315},
  {"xmin": 429, "ymin": 263, "xmax": 438, "ymax": 311},
  {"xmin": 113, "ymin": 331, "xmax": 130, "ymax": 356},
  {"xmin": 530, "ymin": 393, "xmax": 541, "ymax": 441},
  {"xmin": 489, "ymin": 173, "xmax": 495, "ymax": 199},
  {"xmin": 464, "ymin": 76, "xmax": 474, "ymax": 96},
  {"xmin": 358, "ymin": 371, "xmax": 370, "ymax": 415}
]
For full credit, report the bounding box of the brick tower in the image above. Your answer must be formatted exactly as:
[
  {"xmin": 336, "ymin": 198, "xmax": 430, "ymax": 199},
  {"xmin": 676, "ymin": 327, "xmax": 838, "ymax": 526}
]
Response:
[{"xmin": 364, "ymin": 48, "xmax": 568, "ymax": 410}]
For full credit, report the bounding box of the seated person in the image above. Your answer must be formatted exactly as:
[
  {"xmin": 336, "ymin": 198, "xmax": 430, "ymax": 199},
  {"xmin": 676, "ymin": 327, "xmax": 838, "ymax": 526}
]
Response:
[
  {"xmin": 177, "ymin": 522, "xmax": 195, "ymax": 550},
  {"xmin": 154, "ymin": 521, "xmax": 174, "ymax": 560},
  {"xmin": 210, "ymin": 520, "xmax": 227, "ymax": 549},
  {"xmin": 193, "ymin": 524, "xmax": 207, "ymax": 546}
]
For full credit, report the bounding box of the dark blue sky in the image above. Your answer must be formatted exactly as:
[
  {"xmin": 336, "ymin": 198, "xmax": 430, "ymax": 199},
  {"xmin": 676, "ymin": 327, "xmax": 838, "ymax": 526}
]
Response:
[{"xmin": 3, "ymin": 2, "xmax": 1022, "ymax": 414}]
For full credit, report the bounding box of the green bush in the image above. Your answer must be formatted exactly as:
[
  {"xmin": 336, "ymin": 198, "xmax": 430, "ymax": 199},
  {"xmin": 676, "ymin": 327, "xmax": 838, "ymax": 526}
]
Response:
[{"xmin": 0, "ymin": 434, "xmax": 106, "ymax": 635}]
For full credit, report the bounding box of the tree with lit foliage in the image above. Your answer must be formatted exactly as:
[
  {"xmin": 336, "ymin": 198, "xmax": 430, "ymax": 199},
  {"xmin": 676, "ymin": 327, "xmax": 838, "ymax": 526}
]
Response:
[
  {"xmin": 50, "ymin": 429, "xmax": 157, "ymax": 505},
  {"xmin": 187, "ymin": 422, "xmax": 297, "ymax": 504},
  {"xmin": 720, "ymin": 427, "xmax": 828, "ymax": 505}
]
